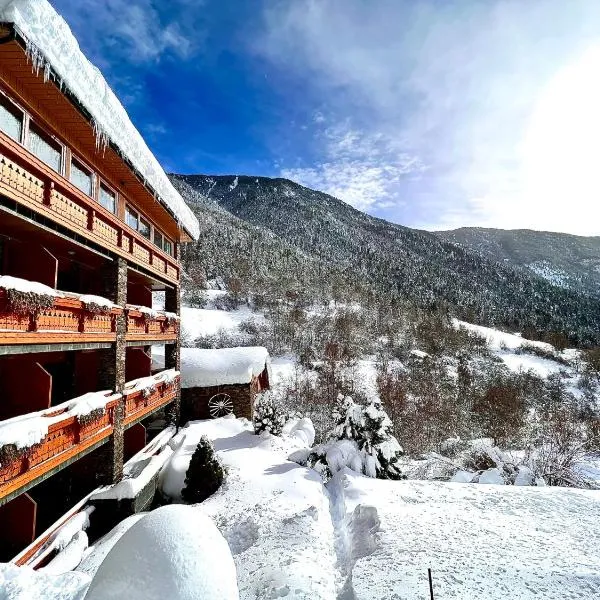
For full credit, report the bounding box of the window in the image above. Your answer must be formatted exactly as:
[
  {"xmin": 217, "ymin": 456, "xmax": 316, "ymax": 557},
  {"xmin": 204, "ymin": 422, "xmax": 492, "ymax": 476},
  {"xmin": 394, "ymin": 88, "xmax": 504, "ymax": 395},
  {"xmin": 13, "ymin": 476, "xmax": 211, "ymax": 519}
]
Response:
[
  {"xmin": 125, "ymin": 205, "xmax": 152, "ymax": 239},
  {"xmin": 99, "ymin": 184, "xmax": 116, "ymax": 213},
  {"xmin": 70, "ymin": 158, "xmax": 92, "ymax": 196},
  {"xmin": 153, "ymin": 229, "xmax": 173, "ymax": 255},
  {"xmin": 0, "ymin": 95, "xmax": 23, "ymax": 142},
  {"xmin": 27, "ymin": 124, "xmax": 62, "ymax": 173},
  {"xmin": 126, "ymin": 206, "xmax": 139, "ymax": 230},
  {"xmin": 139, "ymin": 217, "xmax": 151, "ymax": 239}
]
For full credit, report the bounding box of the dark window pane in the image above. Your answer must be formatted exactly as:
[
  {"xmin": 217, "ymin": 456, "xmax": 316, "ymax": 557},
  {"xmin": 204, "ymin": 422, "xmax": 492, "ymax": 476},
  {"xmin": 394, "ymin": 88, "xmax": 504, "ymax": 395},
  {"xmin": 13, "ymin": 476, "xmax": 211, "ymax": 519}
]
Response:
[
  {"xmin": 70, "ymin": 159, "xmax": 92, "ymax": 196},
  {"xmin": 0, "ymin": 96, "xmax": 22, "ymax": 142},
  {"xmin": 163, "ymin": 240, "xmax": 173, "ymax": 256},
  {"xmin": 154, "ymin": 230, "xmax": 163, "ymax": 249},
  {"xmin": 126, "ymin": 206, "xmax": 138, "ymax": 230},
  {"xmin": 27, "ymin": 125, "xmax": 62, "ymax": 172},
  {"xmin": 99, "ymin": 185, "xmax": 116, "ymax": 213},
  {"xmin": 139, "ymin": 217, "xmax": 151, "ymax": 239}
]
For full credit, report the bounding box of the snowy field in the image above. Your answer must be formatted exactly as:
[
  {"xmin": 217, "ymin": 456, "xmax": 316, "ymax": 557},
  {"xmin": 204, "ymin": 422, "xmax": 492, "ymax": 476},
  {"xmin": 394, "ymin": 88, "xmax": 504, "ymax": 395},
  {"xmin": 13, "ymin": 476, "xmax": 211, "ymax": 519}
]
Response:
[{"xmin": 333, "ymin": 469, "xmax": 600, "ymax": 600}]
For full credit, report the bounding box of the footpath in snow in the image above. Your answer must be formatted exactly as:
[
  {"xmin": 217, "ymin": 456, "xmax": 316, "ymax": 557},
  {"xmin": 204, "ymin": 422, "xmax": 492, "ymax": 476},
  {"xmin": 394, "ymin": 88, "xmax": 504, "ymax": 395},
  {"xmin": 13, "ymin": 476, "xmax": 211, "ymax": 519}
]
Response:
[
  {"xmin": 161, "ymin": 417, "xmax": 339, "ymax": 600},
  {"xmin": 331, "ymin": 469, "xmax": 600, "ymax": 600}
]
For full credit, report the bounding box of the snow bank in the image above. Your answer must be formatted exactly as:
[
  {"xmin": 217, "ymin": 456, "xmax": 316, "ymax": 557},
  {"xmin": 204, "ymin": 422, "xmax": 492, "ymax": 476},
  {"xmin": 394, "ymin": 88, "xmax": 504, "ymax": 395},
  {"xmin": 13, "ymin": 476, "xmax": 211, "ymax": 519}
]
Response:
[
  {"xmin": 154, "ymin": 346, "xmax": 269, "ymax": 388},
  {"xmin": 90, "ymin": 445, "xmax": 173, "ymax": 502},
  {"xmin": 0, "ymin": 391, "xmax": 120, "ymax": 453},
  {"xmin": 335, "ymin": 469, "xmax": 600, "ymax": 599},
  {"xmin": 0, "ymin": 275, "xmax": 62, "ymax": 297},
  {"xmin": 76, "ymin": 513, "xmax": 146, "ymax": 579},
  {"xmin": 84, "ymin": 505, "xmax": 238, "ymax": 600},
  {"xmin": 0, "ymin": 564, "xmax": 91, "ymax": 600},
  {"xmin": 0, "ymin": 1, "xmax": 199, "ymax": 240}
]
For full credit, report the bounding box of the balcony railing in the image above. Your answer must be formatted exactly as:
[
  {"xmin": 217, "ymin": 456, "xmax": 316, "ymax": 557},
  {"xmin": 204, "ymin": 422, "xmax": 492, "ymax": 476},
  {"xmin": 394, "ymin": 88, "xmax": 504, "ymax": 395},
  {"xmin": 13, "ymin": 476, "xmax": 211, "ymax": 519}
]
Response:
[
  {"xmin": 125, "ymin": 307, "xmax": 179, "ymax": 342},
  {"xmin": 0, "ymin": 373, "xmax": 180, "ymax": 501},
  {"xmin": 0, "ymin": 131, "xmax": 180, "ymax": 285},
  {"xmin": 0, "ymin": 289, "xmax": 178, "ymax": 346}
]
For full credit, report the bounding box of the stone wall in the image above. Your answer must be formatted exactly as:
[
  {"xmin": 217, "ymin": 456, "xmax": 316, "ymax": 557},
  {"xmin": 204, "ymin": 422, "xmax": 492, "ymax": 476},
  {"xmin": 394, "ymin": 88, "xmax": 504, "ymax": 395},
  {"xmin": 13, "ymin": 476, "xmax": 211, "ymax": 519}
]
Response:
[{"xmin": 181, "ymin": 378, "xmax": 260, "ymax": 423}]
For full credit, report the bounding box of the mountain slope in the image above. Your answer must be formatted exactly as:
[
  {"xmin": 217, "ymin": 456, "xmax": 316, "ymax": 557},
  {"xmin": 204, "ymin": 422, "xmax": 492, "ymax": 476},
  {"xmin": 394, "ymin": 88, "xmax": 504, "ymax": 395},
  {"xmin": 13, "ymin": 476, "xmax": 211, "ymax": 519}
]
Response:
[
  {"xmin": 434, "ymin": 227, "xmax": 600, "ymax": 299},
  {"xmin": 171, "ymin": 174, "xmax": 600, "ymax": 345}
]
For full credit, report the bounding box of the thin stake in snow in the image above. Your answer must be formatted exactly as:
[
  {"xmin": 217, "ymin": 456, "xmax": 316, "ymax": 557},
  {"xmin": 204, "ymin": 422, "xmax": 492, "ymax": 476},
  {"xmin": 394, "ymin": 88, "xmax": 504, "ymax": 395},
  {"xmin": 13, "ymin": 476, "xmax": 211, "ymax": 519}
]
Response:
[{"xmin": 428, "ymin": 568, "xmax": 435, "ymax": 600}]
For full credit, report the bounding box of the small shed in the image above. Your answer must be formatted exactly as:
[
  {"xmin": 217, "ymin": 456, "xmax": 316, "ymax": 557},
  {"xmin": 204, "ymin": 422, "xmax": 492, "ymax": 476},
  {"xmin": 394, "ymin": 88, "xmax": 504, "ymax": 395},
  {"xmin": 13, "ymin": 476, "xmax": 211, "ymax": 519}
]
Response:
[{"xmin": 154, "ymin": 347, "xmax": 270, "ymax": 421}]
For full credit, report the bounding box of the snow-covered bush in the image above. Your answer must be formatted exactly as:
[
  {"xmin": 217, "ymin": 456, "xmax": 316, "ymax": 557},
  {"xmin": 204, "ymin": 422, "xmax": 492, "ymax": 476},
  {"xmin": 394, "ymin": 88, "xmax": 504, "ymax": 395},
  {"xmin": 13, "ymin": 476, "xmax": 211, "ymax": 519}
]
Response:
[
  {"xmin": 292, "ymin": 395, "xmax": 404, "ymax": 480},
  {"xmin": 334, "ymin": 395, "xmax": 404, "ymax": 480},
  {"xmin": 282, "ymin": 417, "xmax": 316, "ymax": 447},
  {"xmin": 181, "ymin": 436, "xmax": 224, "ymax": 504},
  {"xmin": 253, "ymin": 392, "xmax": 287, "ymax": 436}
]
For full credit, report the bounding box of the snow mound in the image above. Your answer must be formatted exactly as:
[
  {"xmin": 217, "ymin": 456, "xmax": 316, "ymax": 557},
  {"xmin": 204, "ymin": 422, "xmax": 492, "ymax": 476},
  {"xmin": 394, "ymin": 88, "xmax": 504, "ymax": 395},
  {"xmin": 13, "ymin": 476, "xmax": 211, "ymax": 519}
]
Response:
[
  {"xmin": 0, "ymin": 564, "xmax": 90, "ymax": 600},
  {"xmin": 155, "ymin": 346, "xmax": 269, "ymax": 388},
  {"xmin": 0, "ymin": 1, "xmax": 199, "ymax": 240},
  {"xmin": 83, "ymin": 505, "xmax": 238, "ymax": 600}
]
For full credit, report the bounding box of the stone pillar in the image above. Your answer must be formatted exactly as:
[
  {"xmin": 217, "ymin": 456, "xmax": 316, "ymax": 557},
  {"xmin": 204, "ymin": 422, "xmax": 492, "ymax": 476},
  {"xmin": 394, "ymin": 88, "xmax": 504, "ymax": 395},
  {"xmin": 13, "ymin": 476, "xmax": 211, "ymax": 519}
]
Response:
[
  {"xmin": 97, "ymin": 257, "xmax": 127, "ymax": 484},
  {"xmin": 164, "ymin": 284, "xmax": 182, "ymax": 427}
]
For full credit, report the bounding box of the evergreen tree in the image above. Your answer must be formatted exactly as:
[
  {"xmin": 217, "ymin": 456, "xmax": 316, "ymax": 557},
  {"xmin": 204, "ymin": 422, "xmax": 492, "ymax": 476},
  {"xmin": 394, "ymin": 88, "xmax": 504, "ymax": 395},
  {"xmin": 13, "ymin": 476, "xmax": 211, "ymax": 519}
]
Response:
[
  {"xmin": 181, "ymin": 436, "xmax": 224, "ymax": 504},
  {"xmin": 334, "ymin": 395, "xmax": 405, "ymax": 480},
  {"xmin": 253, "ymin": 392, "xmax": 287, "ymax": 435}
]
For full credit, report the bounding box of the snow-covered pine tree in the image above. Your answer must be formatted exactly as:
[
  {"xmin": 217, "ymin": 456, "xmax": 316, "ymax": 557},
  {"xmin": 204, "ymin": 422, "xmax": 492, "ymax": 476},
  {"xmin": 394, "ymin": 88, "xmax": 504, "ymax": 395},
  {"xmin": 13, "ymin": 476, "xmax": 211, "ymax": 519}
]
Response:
[
  {"xmin": 334, "ymin": 395, "xmax": 405, "ymax": 480},
  {"xmin": 253, "ymin": 392, "xmax": 287, "ymax": 436},
  {"xmin": 181, "ymin": 436, "xmax": 224, "ymax": 503}
]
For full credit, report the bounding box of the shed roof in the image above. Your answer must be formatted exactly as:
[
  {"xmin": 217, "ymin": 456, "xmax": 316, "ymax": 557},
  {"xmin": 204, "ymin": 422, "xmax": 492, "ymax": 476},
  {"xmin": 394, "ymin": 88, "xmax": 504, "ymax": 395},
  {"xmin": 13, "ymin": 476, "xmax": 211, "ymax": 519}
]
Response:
[{"xmin": 153, "ymin": 346, "xmax": 270, "ymax": 388}]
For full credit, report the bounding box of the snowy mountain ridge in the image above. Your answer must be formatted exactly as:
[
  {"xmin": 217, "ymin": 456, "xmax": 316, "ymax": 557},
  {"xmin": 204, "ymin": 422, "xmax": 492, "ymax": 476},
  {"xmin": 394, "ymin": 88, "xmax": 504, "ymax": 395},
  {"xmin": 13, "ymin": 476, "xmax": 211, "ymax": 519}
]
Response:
[
  {"xmin": 170, "ymin": 174, "xmax": 600, "ymax": 346},
  {"xmin": 435, "ymin": 227, "xmax": 600, "ymax": 299}
]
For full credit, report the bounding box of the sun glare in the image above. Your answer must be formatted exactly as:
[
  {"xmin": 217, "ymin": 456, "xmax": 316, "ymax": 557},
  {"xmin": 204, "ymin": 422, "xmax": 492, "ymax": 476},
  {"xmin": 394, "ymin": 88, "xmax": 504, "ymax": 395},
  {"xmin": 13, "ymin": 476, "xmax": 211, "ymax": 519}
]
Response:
[{"xmin": 521, "ymin": 46, "xmax": 600, "ymax": 234}]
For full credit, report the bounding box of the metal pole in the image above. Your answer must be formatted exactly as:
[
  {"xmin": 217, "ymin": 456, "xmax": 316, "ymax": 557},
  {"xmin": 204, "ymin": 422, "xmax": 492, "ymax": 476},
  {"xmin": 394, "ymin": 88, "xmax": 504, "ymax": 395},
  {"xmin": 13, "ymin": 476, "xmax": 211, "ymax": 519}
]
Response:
[{"xmin": 428, "ymin": 568, "xmax": 434, "ymax": 600}]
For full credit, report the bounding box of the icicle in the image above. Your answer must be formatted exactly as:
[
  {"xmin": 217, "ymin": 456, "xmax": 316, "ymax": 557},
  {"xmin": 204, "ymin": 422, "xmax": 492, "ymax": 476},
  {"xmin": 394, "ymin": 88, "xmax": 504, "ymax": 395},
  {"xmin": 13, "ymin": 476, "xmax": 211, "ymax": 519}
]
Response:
[
  {"xmin": 92, "ymin": 118, "xmax": 109, "ymax": 155},
  {"xmin": 25, "ymin": 39, "xmax": 50, "ymax": 81}
]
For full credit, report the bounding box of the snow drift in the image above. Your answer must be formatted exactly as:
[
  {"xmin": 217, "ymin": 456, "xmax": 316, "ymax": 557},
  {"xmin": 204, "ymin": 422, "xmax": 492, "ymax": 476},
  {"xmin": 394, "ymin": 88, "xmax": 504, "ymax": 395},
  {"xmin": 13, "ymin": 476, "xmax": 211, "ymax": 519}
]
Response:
[{"xmin": 83, "ymin": 505, "xmax": 238, "ymax": 600}]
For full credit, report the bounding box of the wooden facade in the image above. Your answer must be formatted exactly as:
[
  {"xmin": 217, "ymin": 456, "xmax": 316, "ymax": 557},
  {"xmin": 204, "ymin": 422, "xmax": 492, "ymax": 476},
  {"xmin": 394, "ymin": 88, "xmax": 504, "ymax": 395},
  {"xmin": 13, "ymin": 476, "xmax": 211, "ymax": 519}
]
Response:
[{"xmin": 0, "ymin": 23, "xmax": 191, "ymax": 560}]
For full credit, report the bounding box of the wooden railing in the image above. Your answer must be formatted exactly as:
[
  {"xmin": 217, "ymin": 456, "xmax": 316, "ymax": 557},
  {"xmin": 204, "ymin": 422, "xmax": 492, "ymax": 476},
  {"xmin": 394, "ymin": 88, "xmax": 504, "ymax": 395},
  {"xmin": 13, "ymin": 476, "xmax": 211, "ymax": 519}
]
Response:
[
  {"xmin": 0, "ymin": 131, "xmax": 180, "ymax": 285},
  {"xmin": 0, "ymin": 291, "xmax": 178, "ymax": 345},
  {"xmin": 0, "ymin": 375, "xmax": 180, "ymax": 501},
  {"xmin": 123, "ymin": 375, "xmax": 179, "ymax": 427},
  {"xmin": 125, "ymin": 307, "xmax": 178, "ymax": 342}
]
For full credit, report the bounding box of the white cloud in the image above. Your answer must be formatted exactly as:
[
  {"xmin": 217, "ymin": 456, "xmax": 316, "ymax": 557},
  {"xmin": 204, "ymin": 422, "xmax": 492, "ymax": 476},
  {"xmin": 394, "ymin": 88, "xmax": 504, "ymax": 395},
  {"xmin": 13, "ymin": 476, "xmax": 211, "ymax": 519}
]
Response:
[
  {"xmin": 281, "ymin": 122, "xmax": 426, "ymax": 211},
  {"xmin": 59, "ymin": 0, "xmax": 199, "ymax": 64},
  {"xmin": 258, "ymin": 0, "xmax": 600, "ymax": 234}
]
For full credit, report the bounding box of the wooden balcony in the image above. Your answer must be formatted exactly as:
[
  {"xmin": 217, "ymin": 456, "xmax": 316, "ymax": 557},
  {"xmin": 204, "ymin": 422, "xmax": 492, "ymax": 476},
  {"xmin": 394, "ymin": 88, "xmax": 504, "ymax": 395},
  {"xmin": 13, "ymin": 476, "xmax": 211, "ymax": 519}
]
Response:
[
  {"xmin": 0, "ymin": 374, "xmax": 180, "ymax": 502},
  {"xmin": 0, "ymin": 290, "xmax": 178, "ymax": 346},
  {"xmin": 0, "ymin": 131, "xmax": 180, "ymax": 285},
  {"xmin": 125, "ymin": 307, "xmax": 179, "ymax": 343}
]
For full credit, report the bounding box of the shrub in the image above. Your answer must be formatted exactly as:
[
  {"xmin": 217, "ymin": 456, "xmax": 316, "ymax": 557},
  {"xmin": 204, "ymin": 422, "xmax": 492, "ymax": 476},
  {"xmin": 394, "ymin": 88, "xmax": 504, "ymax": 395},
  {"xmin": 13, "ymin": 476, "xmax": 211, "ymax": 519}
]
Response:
[
  {"xmin": 181, "ymin": 436, "xmax": 224, "ymax": 504},
  {"xmin": 253, "ymin": 392, "xmax": 287, "ymax": 435}
]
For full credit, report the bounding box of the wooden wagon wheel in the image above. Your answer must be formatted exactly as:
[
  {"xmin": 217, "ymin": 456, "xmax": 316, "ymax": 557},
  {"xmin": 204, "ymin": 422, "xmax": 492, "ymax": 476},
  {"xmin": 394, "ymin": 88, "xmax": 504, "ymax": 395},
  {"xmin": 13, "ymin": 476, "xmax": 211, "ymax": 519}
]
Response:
[{"xmin": 208, "ymin": 393, "xmax": 234, "ymax": 418}]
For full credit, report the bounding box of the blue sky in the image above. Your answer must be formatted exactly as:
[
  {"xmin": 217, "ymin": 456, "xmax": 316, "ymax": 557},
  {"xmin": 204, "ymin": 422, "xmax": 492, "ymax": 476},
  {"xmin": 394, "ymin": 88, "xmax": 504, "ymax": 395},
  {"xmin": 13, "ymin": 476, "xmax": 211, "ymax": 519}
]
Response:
[{"xmin": 52, "ymin": 0, "xmax": 600, "ymax": 235}]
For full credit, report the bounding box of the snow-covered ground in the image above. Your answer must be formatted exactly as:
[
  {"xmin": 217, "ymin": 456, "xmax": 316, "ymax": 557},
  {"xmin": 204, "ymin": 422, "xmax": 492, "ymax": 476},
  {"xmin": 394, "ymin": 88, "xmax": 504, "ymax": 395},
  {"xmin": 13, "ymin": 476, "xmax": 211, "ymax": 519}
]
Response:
[
  {"xmin": 333, "ymin": 469, "xmax": 600, "ymax": 599},
  {"xmin": 160, "ymin": 417, "xmax": 338, "ymax": 600},
  {"xmin": 3, "ymin": 417, "xmax": 600, "ymax": 599},
  {"xmin": 455, "ymin": 319, "xmax": 575, "ymax": 377}
]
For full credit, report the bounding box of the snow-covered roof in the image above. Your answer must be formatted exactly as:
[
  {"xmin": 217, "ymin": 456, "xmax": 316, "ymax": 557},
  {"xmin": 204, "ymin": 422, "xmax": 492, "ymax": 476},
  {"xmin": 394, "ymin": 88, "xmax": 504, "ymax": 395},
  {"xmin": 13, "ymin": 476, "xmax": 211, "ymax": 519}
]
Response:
[
  {"xmin": 0, "ymin": 0, "xmax": 199, "ymax": 241},
  {"xmin": 153, "ymin": 346, "xmax": 270, "ymax": 388}
]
